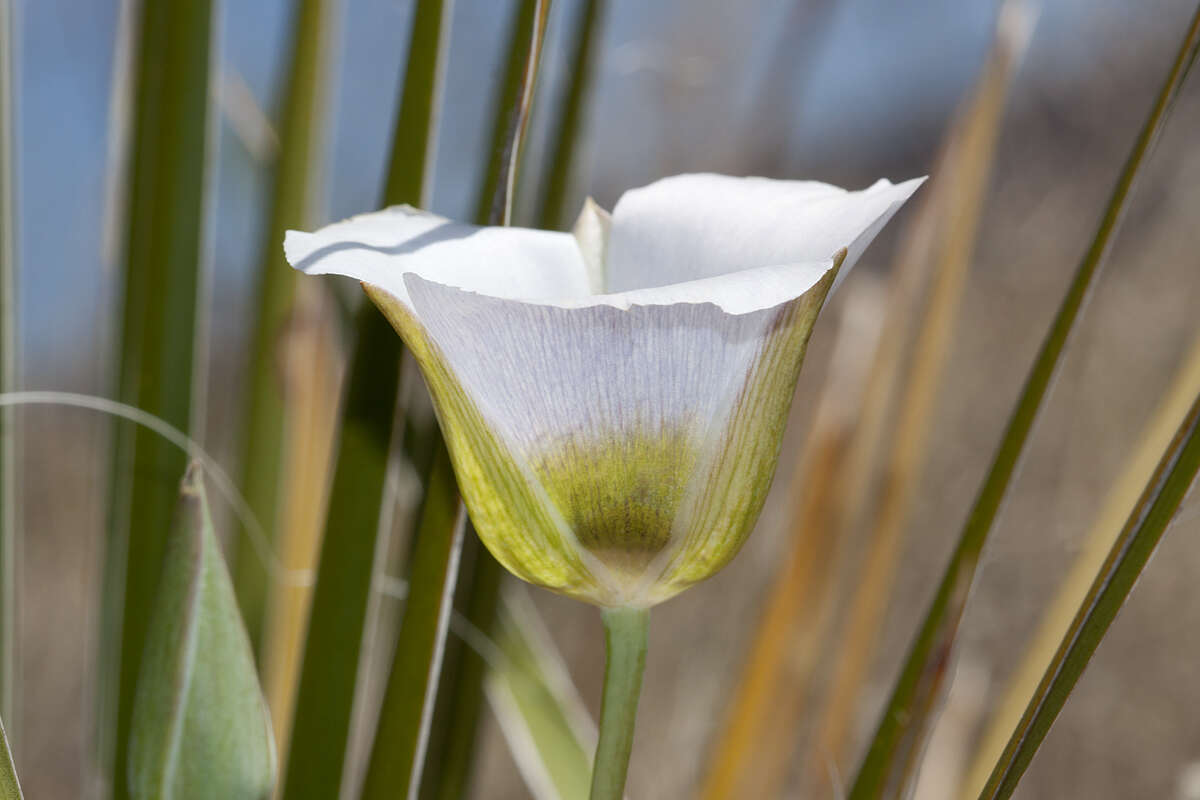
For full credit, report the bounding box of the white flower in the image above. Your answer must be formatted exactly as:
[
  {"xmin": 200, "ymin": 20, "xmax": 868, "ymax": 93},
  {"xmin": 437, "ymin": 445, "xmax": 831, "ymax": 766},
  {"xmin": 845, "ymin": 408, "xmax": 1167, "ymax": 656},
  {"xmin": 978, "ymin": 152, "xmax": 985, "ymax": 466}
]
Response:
[{"xmin": 285, "ymin": 173, "xmax": 923, "ymax": 607}]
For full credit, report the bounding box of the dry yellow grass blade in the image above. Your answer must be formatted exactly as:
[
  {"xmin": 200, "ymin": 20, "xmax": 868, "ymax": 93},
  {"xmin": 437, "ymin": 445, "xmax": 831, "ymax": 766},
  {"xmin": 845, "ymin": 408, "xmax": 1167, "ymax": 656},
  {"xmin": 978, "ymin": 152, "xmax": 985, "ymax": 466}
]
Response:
[
  {"xmin": 957, "ymin": 328, "xmax": 1200, "ymax": 799},
  {"xmin": 261, "ymin": 280, "xmax": 346, "ymax": 758},
  {"xmin": 807, "ymin": 5, "xmax": 1032, "ymax": 792},
  {"xmin": 699, "ymin": 278, "xmax": 885, "ymax": 800}
]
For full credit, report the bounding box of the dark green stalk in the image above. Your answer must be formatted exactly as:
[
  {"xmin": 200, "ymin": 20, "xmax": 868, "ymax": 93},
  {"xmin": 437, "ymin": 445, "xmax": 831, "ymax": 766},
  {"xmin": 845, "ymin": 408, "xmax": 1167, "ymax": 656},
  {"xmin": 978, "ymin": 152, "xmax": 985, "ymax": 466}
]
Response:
[
  {"xmin": 535, "ymin": 0, "xmax": 607, "ymax": 231},
  {"xmin": 360, "ymin": 444, "xmax": 465, "ymax": 799},
  {"xmin": 233, "ymin": 0, "xmax": 332, "ymax": 652},
  {"xmin": 101, "ymin": 2, "xmax": 214, "ymax": 797},
  {"xmin": 279, "ymin": 1, "xmax": 449, "ymax": 797},
  {"xmin": 590, "ymin": 607, "xmax": 649, "ymax": 800},
  {"xmin": 411, "ymin": 3, "xmax": 554, "ymax": 796},
  {"xmin": 979, "ymin": 389, "xmax": 1200, "ymax": 799},
  {"xmin": 473, "ymin": 0, "xmax": 541, "ymax": 226},
  {"xmin": 415, "ymin": 544, "xmax": 504, "ymax": 800},
  {"xmin": 848, "ymin": 5, "xmax": 1200, "ymax": 797}
]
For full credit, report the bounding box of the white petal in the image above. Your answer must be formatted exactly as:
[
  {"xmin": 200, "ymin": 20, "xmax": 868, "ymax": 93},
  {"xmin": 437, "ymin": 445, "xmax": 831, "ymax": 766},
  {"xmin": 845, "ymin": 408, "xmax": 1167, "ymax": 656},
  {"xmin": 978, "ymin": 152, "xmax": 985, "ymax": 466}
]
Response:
[
  {"xmin": 283, "ymin": 205, "xmax": 593, "ymax": 308},
  {"xmin": 406, "ymin": 273, "xmax": 772, "ymax": 458},
  {"xmin": 571, "ymin": 197, "xmax": 610, "ymax": 294},
  {"xmin": 403, "ymin": 272, "xmax": 835, "ymax": 605},
  {"xmin": 582, "ymin": 257, "xmax": 836, "ymax": 315},
  {"xmin": 605, "ymin": 173, "xmax": 926, "ymax": 293}
]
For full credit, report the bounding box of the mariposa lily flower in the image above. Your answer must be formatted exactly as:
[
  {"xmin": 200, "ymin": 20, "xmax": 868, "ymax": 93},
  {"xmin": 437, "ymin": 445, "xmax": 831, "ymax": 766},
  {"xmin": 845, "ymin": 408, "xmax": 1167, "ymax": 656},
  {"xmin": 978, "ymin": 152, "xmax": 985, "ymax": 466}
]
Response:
[{"xmin": 285, "ymin": 173, "xmax": 922, "ymax": 608}]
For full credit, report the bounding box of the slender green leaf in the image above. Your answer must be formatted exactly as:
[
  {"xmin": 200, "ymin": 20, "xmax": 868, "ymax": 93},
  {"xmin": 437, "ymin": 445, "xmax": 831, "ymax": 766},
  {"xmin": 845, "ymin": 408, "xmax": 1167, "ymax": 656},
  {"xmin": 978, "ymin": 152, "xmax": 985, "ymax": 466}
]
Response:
[
  {"xmin": 415, "ymin": 545, "xmax": 504, "ymax": 800},
  {"xmin": 361, "ymin": 443, "xmax": 466, "ymax": 799},
  {"xmin": 233, "ymin": 0, "xmax": 333, "ymax": 653},
  {"xmin": 487, "ymin": 587, "xmax": 595, "ymax": 800},
  {"xmin": 129, "ymin": 465, "xmax": 275, "ymax": 800},
  {"xmin": 978, "ymin": 391, "xmax": 1200, "ymax": 796},
  {"xmin": 404, "ymin": 4, "xmax": 555, "ymax": 797},
  {"xmin": 535, "ymin": 0, "xmax": 607, "ymax": 231},
  {"xmin": 961, "ymin": 330, "xmax": 1200, "ymax": 796},
  {"xmin": 279, "ymin": 3, "xmax": 450, "ymax": 796},
  {"xmin": 0, "ymin": 0, "xmax": 18, "ymax": 730},
  {"xmin": 473, "ymin": 0, "xmax": 547, "ymax": 226},
  {"xmin": 848, "ymin": 6, "xmax": 1200, "ymax": 797},
  {"xmin": 0, "ymin": 715, "xmax": 21, "ymax": 800},
  {"xmin": 102, "ymin": 2, "xmax": 215, "ymax": 796}
]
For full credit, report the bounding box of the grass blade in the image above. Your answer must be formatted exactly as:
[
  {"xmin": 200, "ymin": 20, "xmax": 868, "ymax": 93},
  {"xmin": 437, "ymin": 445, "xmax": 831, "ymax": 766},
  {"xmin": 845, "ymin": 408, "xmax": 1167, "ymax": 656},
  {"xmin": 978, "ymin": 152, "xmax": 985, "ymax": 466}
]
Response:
[
  {"xmin": 960, "ymin": 330, "xmax": 1200, "ymax": 797},
  {"xmin": 487, "ymin": 586, "xmax": 595, "ymax": 800},
  {"xmin": 809, "ymin": 6, "xmax": 1029, "ymax": 792},
  {"xmin": 233, "ymin": 0, "xmax": 334, "ymax": 654},
  {"xmin": 703, "ymin": 6, "xmax": 1028, "ymax": 794},
  {"xmin": 129, "ymin": 464, "xmax": 276, "ymax": 800},
  {"xmin": 275, "ymin": 306, "xmax": 403, "ymax": 800},
  {"xmin": 101, "ymin": 2, "xmax": 216, "ymax": 796},
  {"xmin": 0, "ymin": 0, "xmax": 18, "ymax": 734},
  {"xmin": 259, "ymin": 282, "xmax": 343, "ymax": 755},
  {"xmin": 978, "ymin": 389, "xmax": 1200, "ymax": 798},
  {"xmin": 534, "ymin": 0, "xmax": 607, "ymax": 231},
  {"xmin": 278, "ymin": 2, "xmax": 451, "ymax": 796},
  {"xmin": 414, "ymin": 542, "xmax": 504, "ymax": 800},
  {"xmin": 848, "ymin": 6, "xmax": 1200, "ymax": 797},
  {"xmin": 360, "ymin": 443, "xmax": 466, "ymax": 799},
  {"xmin": 0, "ymin": 715, "xmax": 22, "ymax": 799},
  {"xmin": 408, "ymin": 4, "xmax": 555, "ymax": 797}
]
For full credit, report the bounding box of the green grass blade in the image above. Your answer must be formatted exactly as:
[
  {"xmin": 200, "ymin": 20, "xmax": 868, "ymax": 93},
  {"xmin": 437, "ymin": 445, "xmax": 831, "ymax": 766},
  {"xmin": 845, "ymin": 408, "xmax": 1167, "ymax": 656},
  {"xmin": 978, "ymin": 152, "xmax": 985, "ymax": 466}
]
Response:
[
  {"xmin": 0, "ymin": 0, "xmax": 18, "ymax": 733},
  {"xmin": 407, "ymin": 4, "xmax": 554, "ymax": 797},
  {"xmin": 233, "ymin": 0, "xmax": 333, "ymax": 654},
  {"xmin": 472, "ymin": 0, "xmax": 547, "ymax": 227},
  {"xmin": 487, "ymin": 587, "xmax": 595, "ymax": 800},
  {"xmin": 847, "ymin": 5, "xmax": 1200, "ymax": 798},
  {"xmin": 414, "ymin": 546, "xmax": 504, "ymax": 800},
  {"xmin": 360, "ymin": 443, "xmax": 466, "ymax": 799},
  {"xmin": 277, "ymin": 307, "xmax": 402, "ymax": 800},
  {"xmin": 101, "ymin": 2, "xmax": 216, "ymax": 796},
  {"xmin": 129, "ymin": 464, "xmax": 276, "ymax": 800},
  {"xmin": 382, "ymin": 0, "xmax": 449, "ymax": 215},
  {"xmin": 278, "ymin": 2, "xmax": 450, "ymax": 796},
  {"xmin": 977, "ymin": 396, "xmax": 1200, "ymax": 799},
  {"xmin": 535, "ymin": 0, "xmax": 607, "ymax": 231},
  {"xmin": 0, "ymin": 715, "xmax": 22, "ymax": 799}
]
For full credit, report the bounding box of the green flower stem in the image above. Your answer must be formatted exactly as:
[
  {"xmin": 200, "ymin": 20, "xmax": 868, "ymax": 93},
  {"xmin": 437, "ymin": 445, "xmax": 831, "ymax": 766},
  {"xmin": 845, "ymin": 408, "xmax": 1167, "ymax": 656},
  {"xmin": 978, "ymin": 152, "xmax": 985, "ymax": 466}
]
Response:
[{"xmin": 590, "ymin": 607, "xmax": 649, "ymax": 800}]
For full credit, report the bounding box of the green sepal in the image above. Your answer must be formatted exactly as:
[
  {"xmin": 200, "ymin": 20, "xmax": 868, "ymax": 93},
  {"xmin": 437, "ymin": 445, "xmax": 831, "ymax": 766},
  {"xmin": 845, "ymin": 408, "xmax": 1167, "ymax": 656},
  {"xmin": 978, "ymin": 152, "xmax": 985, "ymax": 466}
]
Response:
[{"xmin": 128, "ymin": 465, "xmax": 276, "ymax": 800}]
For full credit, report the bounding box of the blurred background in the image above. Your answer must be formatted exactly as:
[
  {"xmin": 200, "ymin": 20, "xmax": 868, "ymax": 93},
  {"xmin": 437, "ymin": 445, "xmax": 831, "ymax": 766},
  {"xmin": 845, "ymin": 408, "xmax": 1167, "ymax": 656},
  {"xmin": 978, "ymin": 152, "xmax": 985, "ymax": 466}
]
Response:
[{"xmin": 8, "ymin": 0, "xmax": 1200, "ymax": 797}]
